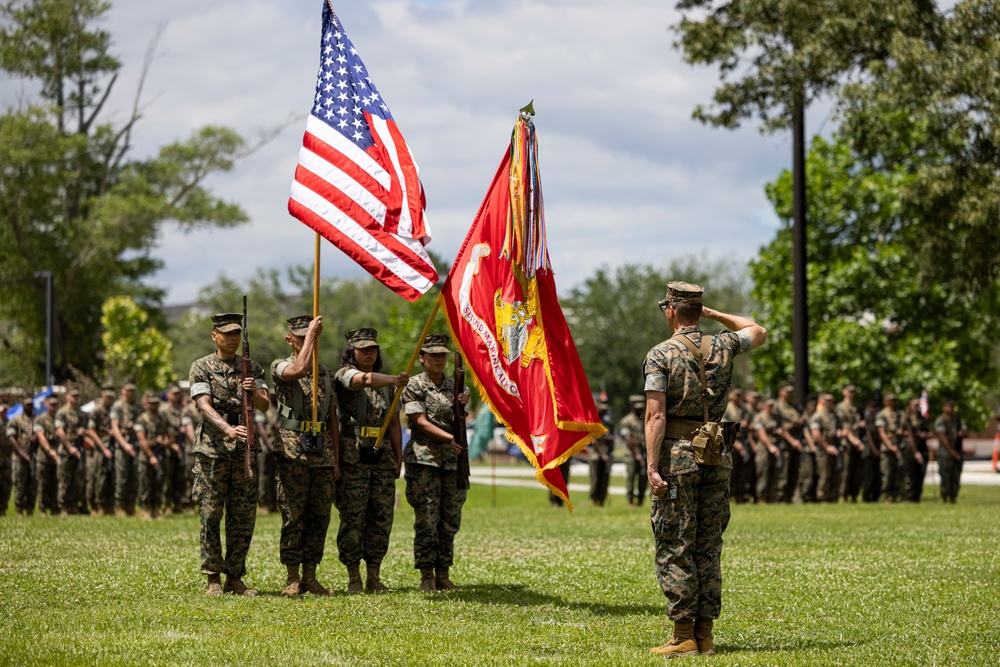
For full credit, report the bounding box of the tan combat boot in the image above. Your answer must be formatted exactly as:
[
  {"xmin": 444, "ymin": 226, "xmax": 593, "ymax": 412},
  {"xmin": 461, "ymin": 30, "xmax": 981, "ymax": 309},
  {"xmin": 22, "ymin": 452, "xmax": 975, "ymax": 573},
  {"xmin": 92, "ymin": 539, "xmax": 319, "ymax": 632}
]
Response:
[
  {"xmin": 435, "ymin": 566, "xmax": 456, "ymax": 591},
  {"xmin": 419, "ymin": 567, "xmax": 436, "ymax": 593},
  {"xmin": 694, "ymin": 618, "xmax": 715, "ymax": 656},
  {"xmin": 346, "ymin": 565, "xmax": 364, "ymax": 594},
  {"xmin": 223, "ymin": 575, "xmax": 259, "ymax": 597},
  {"xmin": 205, "ymin": 574, "xmax": 223, "ymax": 597},
  {"xmin": 365, "ymin": 562, "xmax": 390, "ymax": 593},
  {"xmin": 281, "ymin": 564, "xmax": 301, "ymax": 597},
  {"xmin": 650, "ymin": 619, "xmax": 699, "ymax": 658},
  {"xmin": 301, "ymin": 562, "xmax": 331, "ymax": 596}
]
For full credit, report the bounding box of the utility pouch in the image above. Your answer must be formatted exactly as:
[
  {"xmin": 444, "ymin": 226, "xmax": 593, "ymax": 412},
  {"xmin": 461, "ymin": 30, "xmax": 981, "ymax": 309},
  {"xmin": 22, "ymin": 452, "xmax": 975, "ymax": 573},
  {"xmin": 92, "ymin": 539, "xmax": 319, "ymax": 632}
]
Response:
[
  {"xmin": 359, "ymin": 444, "xmax": 383, "ymax": 465},
  {"xmin": 299, "ymin": 432, "xmax": 325, "ymax": 455},
  {"xmin": 691, "ymin": 422, "xmax": 725, "ymax": 465}
]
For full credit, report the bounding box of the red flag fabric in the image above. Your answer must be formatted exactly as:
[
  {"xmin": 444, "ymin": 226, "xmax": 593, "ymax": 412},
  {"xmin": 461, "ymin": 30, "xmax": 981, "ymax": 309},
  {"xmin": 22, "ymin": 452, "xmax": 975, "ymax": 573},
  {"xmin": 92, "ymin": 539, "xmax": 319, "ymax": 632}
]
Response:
[
  {"xmin": 288, "ymin": 2, "xmax": 437, "ymax": 301},
  {"xmin": 440, "ymin": 118, "xmax": 606, "ymax": 508}
]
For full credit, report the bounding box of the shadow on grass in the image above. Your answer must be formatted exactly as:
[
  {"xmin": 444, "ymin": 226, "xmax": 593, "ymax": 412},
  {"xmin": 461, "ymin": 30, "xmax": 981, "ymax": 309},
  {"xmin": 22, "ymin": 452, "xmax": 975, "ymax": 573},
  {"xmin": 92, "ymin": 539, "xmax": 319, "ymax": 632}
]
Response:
[
  {"xmin": 715, "ymin": 638, "xmax": 868, "ymax": 654},
  {"xmin": 442, "ymin": 583, "xmax": 663, "ymax": 617}
]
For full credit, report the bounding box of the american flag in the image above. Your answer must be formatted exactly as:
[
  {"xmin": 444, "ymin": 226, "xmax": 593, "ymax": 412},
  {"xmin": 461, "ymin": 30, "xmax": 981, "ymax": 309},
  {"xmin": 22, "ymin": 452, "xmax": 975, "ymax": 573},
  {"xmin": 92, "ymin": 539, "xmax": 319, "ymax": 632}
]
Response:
[{"xmin": 288, "ymin": 2, "xmax": 438, "ymax": 301}]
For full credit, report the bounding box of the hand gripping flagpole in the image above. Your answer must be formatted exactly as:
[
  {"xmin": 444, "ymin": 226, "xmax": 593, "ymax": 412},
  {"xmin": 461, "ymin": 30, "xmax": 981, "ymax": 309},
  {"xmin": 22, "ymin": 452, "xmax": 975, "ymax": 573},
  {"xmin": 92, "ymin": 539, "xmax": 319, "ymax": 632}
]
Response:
[
  {"xmin": 312, "ymin": 233, "xmax": 320, "ymax": 424},
  {"xmin": 372, "ymin": 297, "xmax": 441, "ymax": 450}
]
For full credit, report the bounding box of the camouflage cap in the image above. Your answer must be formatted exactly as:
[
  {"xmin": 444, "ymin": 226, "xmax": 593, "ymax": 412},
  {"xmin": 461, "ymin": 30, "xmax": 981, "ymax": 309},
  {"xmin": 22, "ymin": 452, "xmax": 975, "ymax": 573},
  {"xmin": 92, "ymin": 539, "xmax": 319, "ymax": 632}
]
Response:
[
  {"xmin": 596, "ymin": 401, "xmax": 609, "ymax": 411},
  {"xmin": 211, "ymin": 313, "xmax": 243, "ymax": 333},
  {"xmin": 142, "ymin": 390, "xmax": 160, "ymax": 404},
  {"xmin": 68, "ymin": 387, "xmax": 81, "ymax": 396},
  {"xmin": 421, "ymin": 333, "xmax": 451, "ymax": 354},
  {"xmin": 166, "ymin": 384, "xmax": 181, "ymax": 395},
  {"xmin": 122, "ymin": 382, "xmax": 137, "ymax": 391},
  {"xmin": 346, "ymin": 327, "xmax": 379, "ymax": 349},
  {"xmin": 658, "ymin": 281, "xmax": 704, "ymax": 309},
  {"xmin": 628, "ymin": 394, "xmax": 646, "ymax": 406},
  {"xmin": 843, "ymin": 383, "xmax": 857, "ymax": 392},
  {"xmin": 286, "ymin": 315, "xmax": 312, "ymax": 336},
  {"xmin": 20, "ymin": 397, "xmax": 33, "ymax": 406},
  {"xmin": 45, "ymin": 395, "xmax": 59, "ymax": 404},
  {"xmin": 883, "ymin": 392, "xmax": 897, "ymax": 401},
  {"xmin": 779, "ymin": 382, "xmax": 794, "ymax": 393}
]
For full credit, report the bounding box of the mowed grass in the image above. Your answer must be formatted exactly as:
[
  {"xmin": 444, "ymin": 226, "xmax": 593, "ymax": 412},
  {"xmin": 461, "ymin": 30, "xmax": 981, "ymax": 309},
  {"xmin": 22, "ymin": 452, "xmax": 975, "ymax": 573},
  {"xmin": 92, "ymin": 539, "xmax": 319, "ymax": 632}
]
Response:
[{"xmin": 2, "ymin": 482, "xmax": 999, "ymax": 666}]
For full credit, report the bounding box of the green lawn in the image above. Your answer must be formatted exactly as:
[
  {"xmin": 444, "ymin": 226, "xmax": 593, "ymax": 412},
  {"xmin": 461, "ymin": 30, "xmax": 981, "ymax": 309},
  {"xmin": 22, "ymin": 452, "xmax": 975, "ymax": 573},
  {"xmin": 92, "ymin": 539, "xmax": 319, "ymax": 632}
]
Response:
[{"xmin": 2, "ymin": 483, "xmax": 999, "ymax": 666}]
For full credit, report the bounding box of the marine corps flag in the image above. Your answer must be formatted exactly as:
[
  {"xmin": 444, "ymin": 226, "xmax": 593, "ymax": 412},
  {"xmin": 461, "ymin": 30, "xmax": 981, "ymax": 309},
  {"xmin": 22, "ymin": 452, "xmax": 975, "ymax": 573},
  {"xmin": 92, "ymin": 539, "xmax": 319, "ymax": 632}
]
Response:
[{"xmin": 440, "ymin": 107, "xmax": 606, "ymax": 509}]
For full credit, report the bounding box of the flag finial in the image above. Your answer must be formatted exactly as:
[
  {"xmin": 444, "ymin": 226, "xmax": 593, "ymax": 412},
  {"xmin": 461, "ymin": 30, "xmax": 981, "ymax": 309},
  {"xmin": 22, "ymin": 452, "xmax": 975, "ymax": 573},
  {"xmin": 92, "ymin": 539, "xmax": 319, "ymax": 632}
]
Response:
[{"xmin": 519, "ymin": 100, "xmax": 535, "ymax": 117}]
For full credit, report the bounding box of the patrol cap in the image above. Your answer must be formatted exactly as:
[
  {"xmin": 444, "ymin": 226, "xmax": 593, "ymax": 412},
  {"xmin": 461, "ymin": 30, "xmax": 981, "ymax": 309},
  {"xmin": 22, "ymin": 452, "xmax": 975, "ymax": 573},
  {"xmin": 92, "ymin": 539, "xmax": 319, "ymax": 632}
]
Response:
[
  {"xmin": 211, "ymin": 313, "xmax": 243, "ymax": 333},
  {"xmin": 21, "ymin": 397, "xmax": 33, "ymax": 406},
  {"xmin": 883, "ymin": 392, "xmax": 897, "ymax": 401},
  {"xmin": 122, "ymin": 381, "xmax": 137, "ymax": 391},
  {"xmin": 657, "ymin": 281, "xmax": 704, "ymax": 309},
  {"xmin": 843, "ymin": 383, "xmax": 856, "ymax": 392},
  {"xmin": 346, "ymin": 327, "xmax": 379, "ymax": 349},
  {"xmin": 746, "ymin": 390, "xmax": 760, "ymax": 399},
  {"xmin": 142, "ymin": 390, "xmax": 160, "ymax": 404},
  {"xmin": 286, "ymin": 315, "xmax": 312, "ymax": 336},
  {"xmin": 628, "ymin": 394, "xmax": 645, "ymax": 406},
  {"xmin": 596, "ymin": 401, "xmax": 609, "ymax": 411},
  {"xmin": 45, "ymin": 395, "xmax": 59, "ymax": 404},
  {"xmin": 166, "ymin": 384, "xmax": 181, "ymax": 395},
  {"xmin": 779, "ymin": 382, "xmax": 794, "ymax": 393},
  {"xmin": 68, "ymin": 387, "xmax": 81, "ymax": 396},
  {"xmin": 421, "ymin": 333, "xmax": 451, "ymax": 354},
  {"xmin": 763, "ymin": 398, "xmax": 776, "ymax": 408}
]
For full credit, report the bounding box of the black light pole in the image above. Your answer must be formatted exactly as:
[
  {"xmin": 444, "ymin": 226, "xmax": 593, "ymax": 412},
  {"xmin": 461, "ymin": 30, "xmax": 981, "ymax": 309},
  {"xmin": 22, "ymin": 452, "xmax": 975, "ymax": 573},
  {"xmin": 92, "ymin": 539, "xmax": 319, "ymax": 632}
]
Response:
[
  {"xmin": 791, "ymin": 92, "xmax": 809, "ymax": 407},
  {"xmin": 34, "ymin": 271, "xmax": 53, "ymax": 389}
]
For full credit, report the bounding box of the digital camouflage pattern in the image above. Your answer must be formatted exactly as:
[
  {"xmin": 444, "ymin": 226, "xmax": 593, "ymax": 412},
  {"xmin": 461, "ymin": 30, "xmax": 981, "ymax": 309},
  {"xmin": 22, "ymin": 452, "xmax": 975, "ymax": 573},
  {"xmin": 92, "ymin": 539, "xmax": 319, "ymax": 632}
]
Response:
[
  {"xmin": 836, "ymin": 400, "xmax": 863, "ymax": 501},
  {"xmin": 404, "ymin": 463, "xmax": 467, "ymax": 568},
  {"xmin": 275, "ymin": 459, "xmax": 335, "ymax": 564},
  {"xmin": 7, "ymin": 413, "xmax": 35, "ymax": 514},
  {"xmin": 752, "ymin": 411, "xmax": 782, "ymax": 503},
  {"xmin": 0, "ymin": 413, "xmax": 11, "ymax": 514},
  {"xmin": 54, "ymin": 405, "xmax": 87, "ymax": 513},
  {"xmin": 257, "ymin": 406, "xmax": 279, "ymax": 511},
  {"xmin": 34, "ymin": 412, "xmax": 58, "ymax": 513},
  {"xmin": 402, "ymin": 372, "xmax": 467, "ymax": 470},
  {"xmin": 334, "ymin": 365, "xmax": 397, "ymax": 567},
  {"xmin": 774, "ymin": 399, "xmax": 804, "ymax": 502},
  {"xmin": 876, "ymin": 407, "xmax": 908, "ymax": 501},
  {"xmin": 189, "ymin": 353, "xmax": 266, "ymax": 458},
  {"xmin": 135, "ymin": 410, "xmax": 173, "ymax": 511},
  {"xmin": 196, "ymin": 453, "xmax": 256, "ymax": 576},
  {"xmin": 934, "ymin": 413, "xmax": 964, "ymax": 500},
  {"xmin": 619, "ymin": 410, "xmax": 648, "ymax": 505},
  {"xmin": 161, "ymin": 401, "xmax": 187, "ymax": 511},
  {"xmin": 87, "ymin": 403, "xmax": 115, "ymax": 513},
  {"xmin": 645, "ymin": 326, "xmax": 750, "ymax": 621},
  {"xmin": 810, "ymin": 407, "xmax": 841, "ymax": 502},
  {"xmin": 181, "ymin": 401, "xmax": 202, "ymax": 506},
  {"xmin": 402, "ymin": 370, "xmax": 470, "ymax": 568},
  {"xmin": 111, "ymin": 398, "xmax": 142, "ymax": 512},
  {"xmin": 270, "ymin": 356, "xmax": 337, "ymax": 466}
]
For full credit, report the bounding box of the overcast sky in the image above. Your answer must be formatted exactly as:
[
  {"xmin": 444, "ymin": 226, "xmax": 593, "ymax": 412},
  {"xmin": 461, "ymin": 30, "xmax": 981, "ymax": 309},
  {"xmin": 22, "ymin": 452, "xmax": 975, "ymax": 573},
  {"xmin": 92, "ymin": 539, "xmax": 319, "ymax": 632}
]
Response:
[{"xmin": 7, "ymin": 0, "xmax": 830, "ymax": 304}]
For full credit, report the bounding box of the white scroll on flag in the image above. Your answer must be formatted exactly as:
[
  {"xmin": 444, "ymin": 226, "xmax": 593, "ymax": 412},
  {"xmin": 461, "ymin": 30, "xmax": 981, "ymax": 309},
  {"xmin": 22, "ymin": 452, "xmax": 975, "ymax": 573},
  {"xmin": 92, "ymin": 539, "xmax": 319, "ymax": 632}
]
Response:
[{"xmin": 288, "ymin": 1, "xmax": 438, "ymax": 301}]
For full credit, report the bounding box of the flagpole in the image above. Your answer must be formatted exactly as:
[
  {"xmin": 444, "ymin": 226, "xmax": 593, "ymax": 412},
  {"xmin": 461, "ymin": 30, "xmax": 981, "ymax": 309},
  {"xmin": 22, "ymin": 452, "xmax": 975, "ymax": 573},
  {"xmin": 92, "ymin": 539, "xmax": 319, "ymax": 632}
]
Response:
[
  {"xmin": 373, "ymin": 296, "xmax": 441, "ymax": 449},
  {"xmin": 312, "ymin": 233, "xmax": 320, "ymax": 424}
]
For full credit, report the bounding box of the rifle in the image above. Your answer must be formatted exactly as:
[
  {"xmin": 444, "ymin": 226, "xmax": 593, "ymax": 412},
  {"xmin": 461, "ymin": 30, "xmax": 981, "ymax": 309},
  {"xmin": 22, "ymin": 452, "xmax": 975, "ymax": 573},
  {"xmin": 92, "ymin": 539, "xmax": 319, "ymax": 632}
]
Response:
[
  {"xmin": 454, "ymin": 351, "xmax": 470, "ymax": 491},
  {"xmin": 242, "ymin": 296, "xmax": 256, "ymax": 480}
]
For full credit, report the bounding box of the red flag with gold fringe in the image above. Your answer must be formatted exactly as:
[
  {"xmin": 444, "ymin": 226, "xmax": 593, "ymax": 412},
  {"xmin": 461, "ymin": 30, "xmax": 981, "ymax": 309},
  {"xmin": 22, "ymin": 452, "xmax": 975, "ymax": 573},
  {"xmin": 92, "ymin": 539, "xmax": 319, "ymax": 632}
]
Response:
[{"xmin": 440, "ymin": 108, "xmax": 606, "ymax": 509}]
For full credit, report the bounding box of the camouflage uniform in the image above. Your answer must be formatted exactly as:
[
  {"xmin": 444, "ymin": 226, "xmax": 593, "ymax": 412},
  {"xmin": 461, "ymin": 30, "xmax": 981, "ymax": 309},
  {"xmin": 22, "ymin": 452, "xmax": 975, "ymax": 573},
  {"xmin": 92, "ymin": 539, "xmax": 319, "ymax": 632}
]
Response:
[
  {"xmin": 836, "ymin": 400, "xmax": 863, "ymax": 501},
  {"xmin": 7, "ymin": 412, "xmax": 36, "ymax": 515},
  {"xmin": 875, "ymin": 405, "xmax": 908, "ymax": 502},
  {"xmin": 810, "ymin": 407, "xmax": 841, "ymax": 503},
  {"xmin": 774, "ymin": 399, "xmax": 803, "ymax": 503},
  {"xmin": 588, "ymin": 410, "xmax": 614, "ymax": 506},
  {"xmin": 162, "ymin": 400, "xmax": 189, "ymax": 512},
  {"xmin": 87, "ymin": 401, "xmax": 116, "ymax": 514},
  {"xmin": 860, "ymin": 407, "xmax": 883, "ymax": 502},
  {"xmin": 796, "ymin": 405, "xmax": 818, "ymax": 503},
  {"xmin": 619, "ymin": 406, "xmax": 648, "ymax": 505},
  {"xmin": 271, "ymin": 355, "xmax": 337, "ymax": 566},
  {"xmin": 181, "ymin": 401, "xmax": 202, "ymax": 507},
  {"xmin": 752, "ymin": 410, "xmax": 782, "ymax": 503},
  {"xmin": 644, "ymin": 322, "xmax": 752, "ymax": 621},
  {"xmin": 904, "ymin": 411, "xmax": 930, "ymax": 502},
  {"xmin": 54, "ymin": 403, "xmax": 88, "ymax": 514},
  {"xmin": 190, "ymin": 352, "xmax": 266, "ymax": 577},
  {"xmin": 135, "ymin": 408, "xmax": 173, "ymax": 514},
  {"xmin": 722, "ymin": 400, "xmax": 750, "ymax": 503},
  {"xmin": 402, "ymin": 371, "xmax": 470, "ymax": 570},
  {"xmin": 256, "ymin": 405, "xmax": 279, "ymax": 512},
  {"xmin": 334, "ymin": 365, "xmax": 398, "ymax": 569},
  {"xmin": 111, "ymin": 397, "xmax": 143, "ymax": 513},
  {"xmin": 0, "ymin": 411, "xmax": 10, "ymax": 515},
  {"xmin": 934, "ymin": 413, "xmax": 964, "ymax": 502},
  {"xmin": 34, "ymin": 410, "xmax": 59, "ymax": 514}
]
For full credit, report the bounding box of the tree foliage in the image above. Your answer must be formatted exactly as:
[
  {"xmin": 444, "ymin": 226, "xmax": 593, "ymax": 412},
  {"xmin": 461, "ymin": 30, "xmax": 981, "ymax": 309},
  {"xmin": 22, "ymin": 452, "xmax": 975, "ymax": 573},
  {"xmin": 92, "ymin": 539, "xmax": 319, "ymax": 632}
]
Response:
[
  {"xmin": 101, "ymin": 296, "xmax": 175, "ymax": 391},
  {"xmin": 0, "ymin": 0, "xmax": 247, "ymax": 386},
  {"xmin": 750, "ymin": 135, "xmax": 1000, "ymax": 427},
  {"xmin": 563, "ymin": 258, "xmax": 753, "ymax": 420}
]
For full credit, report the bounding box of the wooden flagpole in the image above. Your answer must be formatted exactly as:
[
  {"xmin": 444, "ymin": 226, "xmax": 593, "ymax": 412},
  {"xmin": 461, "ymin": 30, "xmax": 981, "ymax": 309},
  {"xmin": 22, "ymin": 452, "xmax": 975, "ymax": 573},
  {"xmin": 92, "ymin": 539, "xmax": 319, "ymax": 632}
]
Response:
[
  {"xmin": 373, "ymin": 296, "xmax": 441, "ymax": 449},
  {"xmin": 312, "ymin": 233, "xmax": 320, "ymax": 423}
]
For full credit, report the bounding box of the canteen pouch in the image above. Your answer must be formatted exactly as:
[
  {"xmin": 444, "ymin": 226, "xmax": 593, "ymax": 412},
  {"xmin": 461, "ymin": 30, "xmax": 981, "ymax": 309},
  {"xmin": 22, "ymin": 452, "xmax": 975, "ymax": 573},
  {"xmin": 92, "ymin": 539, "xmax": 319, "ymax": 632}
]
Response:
[
  {"xmin": 359, "ymin": 444, "xmax": 383, "ymax": 465},
  {"xmin": 299, "ymin": 432, "xmax": 325, "ymax": 455}
]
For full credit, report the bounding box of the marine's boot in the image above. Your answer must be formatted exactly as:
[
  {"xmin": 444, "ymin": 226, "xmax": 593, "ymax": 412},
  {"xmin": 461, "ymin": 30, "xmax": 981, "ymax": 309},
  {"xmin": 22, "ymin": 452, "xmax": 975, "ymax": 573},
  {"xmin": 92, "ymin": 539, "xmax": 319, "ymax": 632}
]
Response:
[
  {"xmin": 694, "ymin": 618, "xmax": 715, "ymax": 656},
  {"xmin": 419, "ymin": 567, "xmax": 437, "ymax": 593},
  {"xmin": 281, "ymin": 563, "xmax": 301, "ymax": 597},
  {"xmin": 205, "ymin": 573, "xmax": 223, "ymax": 597},
  {"xmin": 365, "ymin": 562, "xmax": 390, "ymax": 593},
  {"xmin": 139, "ymin": 508, "xmax": 152, "ymax": 520},
  {"xmin": 435, "ymin": 566, "xmax": 456, "ymax": 591},
  {"xmin": 114, "ymin": 506, "xmax": 127, "ymax": 517},
  {"xmin": 650, "ymin": 619, "xmax": 699, "ymax": 658},
  {"xmin": 223, "ymin": 575, "xmax": 259, "ymax": 597},
  {"xmin": 346, "ymin": 565, "xmax": 364, "ymax": 594},
  {"xmin": 301, "ymin": 562, "xmax": 332, "ymax": 596}
]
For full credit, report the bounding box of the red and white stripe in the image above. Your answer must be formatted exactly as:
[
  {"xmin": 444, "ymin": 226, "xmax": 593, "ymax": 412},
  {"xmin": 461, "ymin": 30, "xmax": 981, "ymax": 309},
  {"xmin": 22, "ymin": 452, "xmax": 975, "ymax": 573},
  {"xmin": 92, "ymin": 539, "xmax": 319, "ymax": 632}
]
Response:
[{"xmin": 288, "ymin": 114, "xmax": 438, "ymax": 301}]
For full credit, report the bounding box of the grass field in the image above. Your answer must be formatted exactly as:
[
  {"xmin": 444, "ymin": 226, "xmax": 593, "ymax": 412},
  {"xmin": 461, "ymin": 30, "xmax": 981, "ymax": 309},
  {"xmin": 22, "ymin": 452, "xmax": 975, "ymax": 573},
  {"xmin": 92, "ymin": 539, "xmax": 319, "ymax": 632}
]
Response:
[{"xmin": 2, "ymin": 482, "xmax": 999, "ymax": 666}]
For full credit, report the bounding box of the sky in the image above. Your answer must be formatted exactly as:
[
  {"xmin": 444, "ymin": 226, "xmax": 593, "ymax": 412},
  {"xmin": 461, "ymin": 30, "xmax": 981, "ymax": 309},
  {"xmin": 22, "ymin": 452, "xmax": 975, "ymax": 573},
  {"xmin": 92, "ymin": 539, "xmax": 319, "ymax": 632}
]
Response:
[{"xmin": 4, "ymin": 0, "xmax": 830, "ymax": 304}]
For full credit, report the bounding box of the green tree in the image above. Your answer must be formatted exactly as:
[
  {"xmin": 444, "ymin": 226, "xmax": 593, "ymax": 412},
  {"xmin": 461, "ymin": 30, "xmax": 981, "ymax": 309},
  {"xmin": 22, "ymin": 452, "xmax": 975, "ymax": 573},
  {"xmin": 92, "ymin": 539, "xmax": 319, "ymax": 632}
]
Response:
[
  {"xmin": 101, "ymin": 296, "xmax": 175, "ymax": 390},
  {"xmin": 751, "ymin": 134, "xmax": 1000, "ymax": 427},
  {"xmin": 0, "ymin": 0, "xmax": 247, "ymax": 386},
  {"xmin": 563, "ymin": 258, "xmax": 753, "ymax": 420}
]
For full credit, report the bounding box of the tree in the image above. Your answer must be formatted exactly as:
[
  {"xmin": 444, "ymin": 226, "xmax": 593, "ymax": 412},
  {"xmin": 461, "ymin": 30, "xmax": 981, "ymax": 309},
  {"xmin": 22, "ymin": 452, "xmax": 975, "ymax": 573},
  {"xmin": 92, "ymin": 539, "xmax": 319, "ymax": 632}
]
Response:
[
  {"xmin": 0, "ymin": 0, "xmax": 248, "ymax": 386},
  {"xmin": 750, "ymin": 134, "xmax": 1000, "ymax": 427},
  {"xmin": 563, "ymin": 258, "xmax": 753, "ymax": 420},
  {"xmin": 101, "ymin": 296, "xmax": 175, "ymax": 391}
]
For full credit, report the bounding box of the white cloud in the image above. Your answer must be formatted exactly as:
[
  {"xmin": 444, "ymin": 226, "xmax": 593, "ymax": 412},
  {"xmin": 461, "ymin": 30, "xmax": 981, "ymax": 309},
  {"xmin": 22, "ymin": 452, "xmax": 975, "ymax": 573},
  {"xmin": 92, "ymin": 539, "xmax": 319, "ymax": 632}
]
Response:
[{"xmin": 3, "ymin": 0, "xmax": 830, "ymax": 303}]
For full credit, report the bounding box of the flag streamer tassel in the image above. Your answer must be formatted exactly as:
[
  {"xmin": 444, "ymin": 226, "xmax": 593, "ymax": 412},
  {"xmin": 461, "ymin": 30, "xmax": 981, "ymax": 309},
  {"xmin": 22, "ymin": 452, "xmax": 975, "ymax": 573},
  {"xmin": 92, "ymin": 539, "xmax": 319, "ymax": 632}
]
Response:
[{"xmin": 372, "ymin": 298, "xmax": 441, "ymax": 450}]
